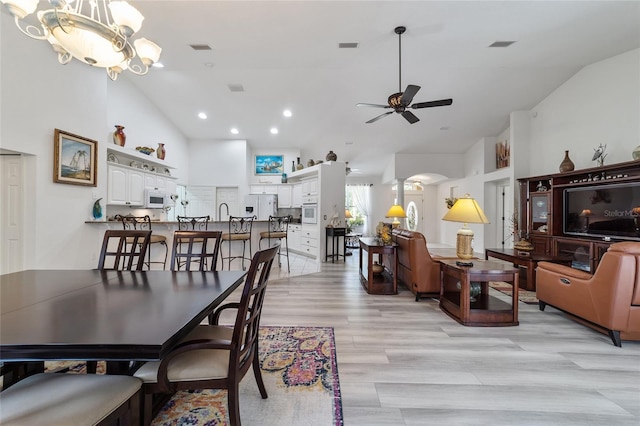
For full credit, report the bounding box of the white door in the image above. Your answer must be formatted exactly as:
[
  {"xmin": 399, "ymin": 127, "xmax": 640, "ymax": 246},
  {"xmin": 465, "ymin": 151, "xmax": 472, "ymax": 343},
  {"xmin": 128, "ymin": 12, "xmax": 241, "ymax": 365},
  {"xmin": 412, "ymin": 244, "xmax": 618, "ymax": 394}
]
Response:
[
  {"xmin": 404, "ymin": 193, "xmax": 424, "ymax": 236},
  {"xmin": 187, "ymin": 186, "xmax": 216, "ymax": 218},
  {"xmin": 1, "ymin": 156, "xmax": 24, "ymax": 274}
]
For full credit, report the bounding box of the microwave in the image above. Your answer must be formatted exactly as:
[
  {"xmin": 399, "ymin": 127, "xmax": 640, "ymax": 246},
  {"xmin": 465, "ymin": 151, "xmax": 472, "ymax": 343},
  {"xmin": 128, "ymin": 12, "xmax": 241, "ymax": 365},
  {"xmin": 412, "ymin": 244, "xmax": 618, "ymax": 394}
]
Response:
[{"xmin": 145, "ymin": 189, "xmax": 166, "ymax": 209}]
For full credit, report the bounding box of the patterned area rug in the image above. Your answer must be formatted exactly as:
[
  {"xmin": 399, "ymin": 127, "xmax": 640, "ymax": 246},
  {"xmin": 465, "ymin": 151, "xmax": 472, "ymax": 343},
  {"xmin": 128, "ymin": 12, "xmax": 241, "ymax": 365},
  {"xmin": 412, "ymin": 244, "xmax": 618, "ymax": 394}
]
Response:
[
  {"xmin": 43, "ymin": 327, "xmax": 342, "ymax": 425},
  {"xmin": 489, "ymin": 281, "xmax": 539, "ymax": 304},
  {"xmin": 153, "ymin": 326, "xmax": 343, "ymax": 426}
]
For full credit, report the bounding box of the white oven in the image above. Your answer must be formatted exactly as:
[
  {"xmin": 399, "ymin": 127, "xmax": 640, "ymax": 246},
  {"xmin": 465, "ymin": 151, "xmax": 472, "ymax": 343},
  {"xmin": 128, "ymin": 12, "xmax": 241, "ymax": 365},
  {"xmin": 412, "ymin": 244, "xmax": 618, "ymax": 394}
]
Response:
[{"xmin": 301, "ymin": 198, "xmax": 318, "ymax": 224}]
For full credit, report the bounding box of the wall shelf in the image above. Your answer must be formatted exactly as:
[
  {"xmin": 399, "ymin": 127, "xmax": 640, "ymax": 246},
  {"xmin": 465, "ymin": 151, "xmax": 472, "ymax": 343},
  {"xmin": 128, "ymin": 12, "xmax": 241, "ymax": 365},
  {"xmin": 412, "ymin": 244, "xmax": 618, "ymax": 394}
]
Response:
[{"xmin": 107, "ymin": 145, "xmax": 176, "ymax": 170}]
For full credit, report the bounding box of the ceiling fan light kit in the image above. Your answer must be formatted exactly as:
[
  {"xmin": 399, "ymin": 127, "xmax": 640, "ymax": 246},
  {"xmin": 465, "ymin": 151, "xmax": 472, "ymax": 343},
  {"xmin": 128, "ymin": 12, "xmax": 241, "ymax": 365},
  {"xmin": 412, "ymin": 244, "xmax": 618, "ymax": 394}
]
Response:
[{"xmin": 357, "ymin": 26, "xmax": 453, "ymax": 124}]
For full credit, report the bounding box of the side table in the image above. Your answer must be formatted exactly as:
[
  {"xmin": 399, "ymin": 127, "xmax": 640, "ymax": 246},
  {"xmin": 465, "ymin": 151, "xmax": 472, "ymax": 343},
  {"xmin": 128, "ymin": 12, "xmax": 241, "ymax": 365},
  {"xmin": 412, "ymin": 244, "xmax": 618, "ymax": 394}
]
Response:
[
  {"xmin": 439, "ymin": 260, "xmax": 519, "ymax": 326},
  {"xmin": 358, "ymin": 237, "xmax": 397, "ymax": 295},
  {"xmin": 325, "ymin": 227, "xmax": 346, "ymax": 263}
]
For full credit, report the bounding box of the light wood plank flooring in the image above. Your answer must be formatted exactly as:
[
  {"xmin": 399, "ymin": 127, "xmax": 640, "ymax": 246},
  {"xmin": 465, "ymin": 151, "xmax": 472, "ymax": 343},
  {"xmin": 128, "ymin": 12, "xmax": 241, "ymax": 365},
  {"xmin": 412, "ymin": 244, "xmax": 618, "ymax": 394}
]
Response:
[{"xmin": 256, "ymin": 250, "xmax": 640, "ymax": 425}]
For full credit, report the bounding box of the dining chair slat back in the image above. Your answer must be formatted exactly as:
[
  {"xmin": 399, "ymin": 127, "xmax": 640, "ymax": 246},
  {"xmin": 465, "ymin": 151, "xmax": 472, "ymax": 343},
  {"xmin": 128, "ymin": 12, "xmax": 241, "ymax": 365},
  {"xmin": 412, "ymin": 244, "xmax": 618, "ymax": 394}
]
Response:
[
  {"xmin": 98, "ymin": 230, "xmax": 151, "ymax": 271},
  {"xmin": 134, "ymin": 244, "xmax": 279, "ymax": 426},
  {"xmin": 170, "ymin": 231, "xmax": 223, "ymax": 271},
  {"xmin": 114, "ymin": 214, "xmax": 168, "ymax": 270}
]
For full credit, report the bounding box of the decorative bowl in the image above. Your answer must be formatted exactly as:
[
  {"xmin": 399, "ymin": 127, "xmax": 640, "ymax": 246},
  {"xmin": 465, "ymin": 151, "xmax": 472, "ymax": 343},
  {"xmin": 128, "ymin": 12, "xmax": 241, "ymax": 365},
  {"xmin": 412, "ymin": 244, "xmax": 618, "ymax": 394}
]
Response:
[
  {"xmin": 136, "ymin": 146, "xmax": 155, "ymax": 155},
  {"xmin": 371, "ymin": 262, "xmax": 384, "ymax": 275}
]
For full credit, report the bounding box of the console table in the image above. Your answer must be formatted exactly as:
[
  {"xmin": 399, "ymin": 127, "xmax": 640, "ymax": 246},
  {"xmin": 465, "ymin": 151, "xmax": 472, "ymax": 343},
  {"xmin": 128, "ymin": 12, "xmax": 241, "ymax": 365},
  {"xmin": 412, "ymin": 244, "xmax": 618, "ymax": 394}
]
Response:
[
  {"xmin": 440, "ymin": 260, "xmax": 519, "ymax": 326},
  {"xmin": 325, "ymin": 227, "xmax": 346, "ymax": 263},
  {"xmin": 358, "ymin": 237, "xmax": 397, "ymax": 295},
  {"xmin": 485, "ymin": 248, "xmax": 572, "ymax": 291}
]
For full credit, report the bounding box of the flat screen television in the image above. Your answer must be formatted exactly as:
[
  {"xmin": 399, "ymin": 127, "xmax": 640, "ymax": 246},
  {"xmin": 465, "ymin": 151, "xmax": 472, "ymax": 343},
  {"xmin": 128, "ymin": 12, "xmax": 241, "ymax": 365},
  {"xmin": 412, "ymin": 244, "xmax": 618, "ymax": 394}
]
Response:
[{"xmin": 563, "ymin": 182, "xmax": 640, "ymax": 241}]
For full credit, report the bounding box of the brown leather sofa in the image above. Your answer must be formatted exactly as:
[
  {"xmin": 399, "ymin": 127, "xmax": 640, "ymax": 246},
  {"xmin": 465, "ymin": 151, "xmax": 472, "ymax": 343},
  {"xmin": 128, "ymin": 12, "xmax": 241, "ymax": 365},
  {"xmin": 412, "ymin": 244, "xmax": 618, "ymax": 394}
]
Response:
[
  {"xmin": 385, "ymin": 229, "xmax": 453, "ymax": 301},
  {"xmin": 537, "ymin": 241, "xmax": 640, "ymax": 347}
]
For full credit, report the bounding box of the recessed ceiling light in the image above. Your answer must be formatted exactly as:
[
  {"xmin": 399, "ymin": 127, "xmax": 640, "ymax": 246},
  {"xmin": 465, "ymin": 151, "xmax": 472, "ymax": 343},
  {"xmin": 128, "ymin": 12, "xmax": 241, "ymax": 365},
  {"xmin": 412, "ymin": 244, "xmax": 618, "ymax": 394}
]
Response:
[
  {"xmin": 190, "ymin": 44, "xmax": 212, "ymax": 51},
  {"xmin": 270, "ymin": 127, "xmax": 279, "ymax": 134},
  {"xmin": 283, "ymin": 109, "xmax": 292, "ymax": 117},
  {"xmin": 198, "ymin": 112, "xmax": 207, "ymax": 119},
  {"xmin": 230, "ymin": 128, "xmax": 239, "ymax": 134},
  {"xmin": 152, "ymin": 62, "xmax": 164, "ymax": 68},
  {"xmin": 338, "ymin": 42, "xmax": 359, "ymax": 49}
]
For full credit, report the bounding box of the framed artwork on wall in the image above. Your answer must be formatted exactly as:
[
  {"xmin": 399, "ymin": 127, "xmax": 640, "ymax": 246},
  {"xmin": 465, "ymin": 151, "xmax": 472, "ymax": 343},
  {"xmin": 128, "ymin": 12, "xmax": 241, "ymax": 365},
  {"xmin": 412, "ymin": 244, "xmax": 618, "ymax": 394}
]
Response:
[
  {"xmin": 53, "ymin": 129, "xmax": 97, "ymax": 186},
  {"xmin": 255, "ymin": 154, "xmax": 284, "ymax": 175}
]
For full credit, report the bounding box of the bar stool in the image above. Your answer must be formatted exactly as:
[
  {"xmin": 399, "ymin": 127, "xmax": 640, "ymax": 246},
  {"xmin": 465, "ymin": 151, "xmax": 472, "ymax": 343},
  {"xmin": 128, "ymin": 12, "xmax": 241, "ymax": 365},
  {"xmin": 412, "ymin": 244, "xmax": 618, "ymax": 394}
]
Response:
[
  {"xmin": 259, "ymin": 215, "xmax": 291, "ymax": 272},
  {"xmin": 114, "ymin": 214, "xmax": 168, "ymax": 270},
  {"xmin": 221, "ymin": 215, "xmax": 256, "ymax": 270}
]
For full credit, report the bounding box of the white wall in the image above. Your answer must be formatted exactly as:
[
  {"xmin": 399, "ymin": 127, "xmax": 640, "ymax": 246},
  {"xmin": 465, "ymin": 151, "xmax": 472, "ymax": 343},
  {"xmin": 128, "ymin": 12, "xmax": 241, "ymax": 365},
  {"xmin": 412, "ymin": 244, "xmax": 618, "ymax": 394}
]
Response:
[
  {"xmin": 436, "ymin": 48, "xmax": 640, "ymax": 254},
  {"xmin": 0, "ymin": 12, "xmax": 190, "ymax": 270},
  {"xmin": 529, "ymin": 48, "xmax": 639, "ymax": 175}
]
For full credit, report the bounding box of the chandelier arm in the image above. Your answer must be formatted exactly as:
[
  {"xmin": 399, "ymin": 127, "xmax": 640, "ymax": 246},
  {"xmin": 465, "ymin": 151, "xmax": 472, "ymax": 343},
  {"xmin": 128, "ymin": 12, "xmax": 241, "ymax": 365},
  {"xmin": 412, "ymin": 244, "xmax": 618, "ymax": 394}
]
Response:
[
  {"xmin": 13, "ymin": 16, "xmax": 48, "ymax": 40},
  {"xmin": 106, "ymin": 67, "xmax": 120, "ymax": 81},
  {"xmin": 58, "ymin": 51, "xmax": 72, "ymax": 65},
  {"xmin": 127, "ymin": 62, "xmax": 150, "ymax": 76},
  {"xmin": 111, "ymin": 29, "xmax": 128, "ymax": 53}
]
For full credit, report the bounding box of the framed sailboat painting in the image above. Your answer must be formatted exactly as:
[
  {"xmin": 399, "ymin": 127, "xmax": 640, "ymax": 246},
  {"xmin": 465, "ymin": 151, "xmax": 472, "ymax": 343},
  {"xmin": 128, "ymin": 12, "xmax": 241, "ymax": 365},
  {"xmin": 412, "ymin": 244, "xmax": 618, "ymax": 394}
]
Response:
[{"xmin": 53, "ymin": 129, "xmax": 97, "ymax": 186}]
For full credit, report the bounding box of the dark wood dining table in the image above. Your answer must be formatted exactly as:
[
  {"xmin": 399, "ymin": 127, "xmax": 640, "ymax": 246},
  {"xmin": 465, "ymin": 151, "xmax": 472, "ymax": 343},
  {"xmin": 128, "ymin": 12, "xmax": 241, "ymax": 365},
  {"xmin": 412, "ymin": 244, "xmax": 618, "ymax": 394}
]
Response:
[{"xmin": 0, "ymin": 269, "xmax": 246, "ymax": 371}]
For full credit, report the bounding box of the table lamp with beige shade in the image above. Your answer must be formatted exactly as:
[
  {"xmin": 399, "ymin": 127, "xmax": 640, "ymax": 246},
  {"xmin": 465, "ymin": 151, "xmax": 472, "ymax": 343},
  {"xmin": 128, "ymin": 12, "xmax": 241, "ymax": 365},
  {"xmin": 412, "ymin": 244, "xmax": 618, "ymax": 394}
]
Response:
[
  {"xmin": 385, "ymin": 204, "xmax": 407, "ymax": 228},
  {"xmin": 441, "ymin": 194, "xmax": 490, "ymax": 262}
]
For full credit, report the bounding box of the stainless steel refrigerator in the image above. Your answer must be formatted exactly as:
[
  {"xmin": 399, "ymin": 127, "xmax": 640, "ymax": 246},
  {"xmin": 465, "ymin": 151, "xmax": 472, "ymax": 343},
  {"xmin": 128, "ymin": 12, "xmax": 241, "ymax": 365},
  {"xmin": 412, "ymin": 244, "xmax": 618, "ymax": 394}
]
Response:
[{"xmin": 244, "ymin": 194, "xmax": 278, "ymax": 220}]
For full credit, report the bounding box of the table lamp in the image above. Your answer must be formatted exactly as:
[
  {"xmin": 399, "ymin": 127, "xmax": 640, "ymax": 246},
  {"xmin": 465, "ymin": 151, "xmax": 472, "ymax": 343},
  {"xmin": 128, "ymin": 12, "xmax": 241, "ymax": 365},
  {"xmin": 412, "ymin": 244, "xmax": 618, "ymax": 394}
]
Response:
[
  {"xmin": 385, "ymin": 204, "xmax": 406, "ymax": 228},
  {"xmin": 345, "ymin": 209, "xmax": 353, "ymax": 220},
  {"xmin": 441, "ymin": 194, "xmax": 489, "ymax": 260}
]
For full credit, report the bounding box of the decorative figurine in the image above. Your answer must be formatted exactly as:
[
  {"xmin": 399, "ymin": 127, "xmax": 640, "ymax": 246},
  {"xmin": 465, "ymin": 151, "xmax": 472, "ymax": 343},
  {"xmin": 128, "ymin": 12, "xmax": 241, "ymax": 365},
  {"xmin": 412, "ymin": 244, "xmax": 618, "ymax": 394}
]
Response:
[
  {"xmin": 92, "ymin": 198, "xmax": 103, "ymax": 220},
  {"xmin": 592, "ymin": 144, "xmax": 607, "ymax": 167}
]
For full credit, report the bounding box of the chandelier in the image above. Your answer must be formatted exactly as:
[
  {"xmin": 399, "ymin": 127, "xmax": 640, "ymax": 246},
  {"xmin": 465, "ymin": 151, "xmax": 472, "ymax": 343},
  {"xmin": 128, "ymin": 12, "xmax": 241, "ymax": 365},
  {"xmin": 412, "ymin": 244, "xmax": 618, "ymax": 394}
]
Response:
[{"xmin": 1, "ymin": 0, "xmax": 162, "ymax": 80}]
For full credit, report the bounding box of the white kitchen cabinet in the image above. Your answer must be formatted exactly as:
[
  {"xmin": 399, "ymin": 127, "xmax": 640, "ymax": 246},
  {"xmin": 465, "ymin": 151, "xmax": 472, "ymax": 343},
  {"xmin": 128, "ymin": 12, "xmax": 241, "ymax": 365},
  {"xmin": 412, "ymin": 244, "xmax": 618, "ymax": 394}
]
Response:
[
  {"xmin": 301, "ymin": 178, "xmax": 318, "ymax": 196},
  {"xmin": 145, "ymin": 173, "xmax": 167, "ymax": 191},
  {"xmin": 292, "ymin": 183, "xmax": 303, "ymax": 207},
  {"xmin": 250, "ymin": 184, "xmax": 277, "ymax": 194},
  {"xmin": 299, "ymin": 225, "xmax": 318, "ymax": 258},
  {"xmin": 107, "ymin": 165, "xmax": 144, "ymax": 206},
  {"xmin": 288, "ymin": 224, "xmax": 302, "ymax": 252},
  {"xmin": 277, "ymin": 185, "xmax": 293, "ymax": 208}
]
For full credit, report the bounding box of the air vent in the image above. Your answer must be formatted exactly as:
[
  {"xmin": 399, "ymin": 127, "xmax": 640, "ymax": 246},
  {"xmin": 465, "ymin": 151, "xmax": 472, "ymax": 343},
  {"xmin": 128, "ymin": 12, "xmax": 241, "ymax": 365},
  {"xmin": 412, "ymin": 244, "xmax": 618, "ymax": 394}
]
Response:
[
  {"xmin": 190, "ymin": 44, "xmax": 212, "ymax": 51},
  {"xmin": 227, "ymin": 84, "xmax": 244, "ymax": 92},
  {"xmin": 338, "ymin": 42, "xmax": 359, "ymax": 49},
  {"xmin": 489, "ymin": 41, "xmax": 516, "ymax": 48}
]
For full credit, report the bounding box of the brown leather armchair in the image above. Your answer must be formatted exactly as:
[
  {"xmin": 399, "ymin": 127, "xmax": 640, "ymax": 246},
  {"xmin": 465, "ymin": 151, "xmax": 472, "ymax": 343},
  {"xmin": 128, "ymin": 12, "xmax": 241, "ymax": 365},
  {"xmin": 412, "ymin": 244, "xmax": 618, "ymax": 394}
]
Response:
[
  {"xmin": 386, "ymin": 229, "xmax": 450, "ymax": 301},
  {"xmin": 537, "ymin": 242, "xmax": 640, "ymax": 347}
]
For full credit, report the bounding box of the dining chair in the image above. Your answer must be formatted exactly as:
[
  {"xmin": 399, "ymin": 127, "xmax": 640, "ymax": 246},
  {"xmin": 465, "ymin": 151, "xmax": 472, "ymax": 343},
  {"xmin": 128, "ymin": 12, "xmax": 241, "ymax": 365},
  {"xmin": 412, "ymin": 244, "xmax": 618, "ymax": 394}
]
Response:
[
  {"xmin": 177, "ymin": 215, "xmax": 211, "ymax": 231},
  {"xmin": 170, "ymin": 230, "xmax": 223, "ymax": 271},
  {"xmin": 221, "ymin": 215, "xmax": 256, "ymax": 271},
  {"xmin": 97, "ymin": 230, "xmax": 151, "ymax": 271},
  {"xmin": 259, "ymin": 215, "xmax": 292, "ymax": 272},
  {"xmin": 133, "ymin": 244, "xmax": 279, "ymax": 426},
  {"xmin": 0, "ymin": 372, "xmax": 142, "ymax": 425},
  {"xmin": 114, "ymin": 214, "xmax": 168, "ymax": 270}
]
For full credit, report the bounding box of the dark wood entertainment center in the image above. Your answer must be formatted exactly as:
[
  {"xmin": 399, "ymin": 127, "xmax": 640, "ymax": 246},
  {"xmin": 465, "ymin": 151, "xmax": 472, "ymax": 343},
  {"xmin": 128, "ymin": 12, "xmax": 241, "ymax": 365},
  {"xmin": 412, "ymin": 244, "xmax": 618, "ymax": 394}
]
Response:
[{"xmin": 518, "ymin": 160, "xmax": 640, "ymax": 273}]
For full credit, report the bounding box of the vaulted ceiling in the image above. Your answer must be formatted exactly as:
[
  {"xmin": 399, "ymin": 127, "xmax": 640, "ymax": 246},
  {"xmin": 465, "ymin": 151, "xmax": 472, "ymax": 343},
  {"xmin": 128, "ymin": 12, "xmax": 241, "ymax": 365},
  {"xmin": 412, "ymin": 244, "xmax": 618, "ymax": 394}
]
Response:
[{"xmin": 124, "ymin": 1, "xmax": 640, "ymax": 178}]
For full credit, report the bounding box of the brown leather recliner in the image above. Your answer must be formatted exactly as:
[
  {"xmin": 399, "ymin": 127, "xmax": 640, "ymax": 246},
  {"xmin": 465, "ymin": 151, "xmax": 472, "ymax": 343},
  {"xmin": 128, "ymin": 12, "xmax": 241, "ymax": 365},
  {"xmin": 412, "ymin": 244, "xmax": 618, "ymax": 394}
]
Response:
[
  {"xmin": 537, "ymin": 241, "xmax": 640, "ymax": 347},
  {"xmin": 385, "ymin": 229, "xmax": 451, "ymax": 301}
]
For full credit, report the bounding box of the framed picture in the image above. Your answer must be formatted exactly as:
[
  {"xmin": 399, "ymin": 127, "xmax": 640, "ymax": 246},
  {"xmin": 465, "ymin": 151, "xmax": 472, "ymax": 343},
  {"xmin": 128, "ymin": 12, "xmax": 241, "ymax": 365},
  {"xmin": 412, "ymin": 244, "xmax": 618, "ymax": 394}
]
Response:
[
  {"xmin": 255, "ymin": 154, "xmax": 284, "ymax": 175},
  {"xmin": 53, "ymin": 129, "xmax": 97, "ymax": 186}
]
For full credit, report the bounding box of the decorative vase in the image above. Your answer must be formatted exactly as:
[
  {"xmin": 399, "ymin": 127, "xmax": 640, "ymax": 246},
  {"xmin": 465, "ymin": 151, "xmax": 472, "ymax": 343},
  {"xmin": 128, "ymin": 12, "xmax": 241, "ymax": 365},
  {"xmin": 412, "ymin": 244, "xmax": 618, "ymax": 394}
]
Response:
[
  {"xmin": 326, "ymin": 150, "xmax": 337, "ymax": 162},
  {"xmin": 156, "ymin": 143, "xmax": 166, "ymax": 160},
  {"xmin": 296, "ymin": 157, "xmax": 304, "ymax": 170},
  {"xmin": 307, "ymin": 159, "xmax": 315, "ymax": 167},
  {"xmin": 281, "ymin": 173, "xmax": 288, "ymax": 183},
  {"xmin": 92, "ymin": 198, "xmax": 103, "ymax": 220},
  {"xmin": 113, "ymin": 125, "xmax": 126, "ymax": 147},
  {"xmin": 559, "ymin": 150, "xmax": 575, "ymax": 172},
  {"xmin": 633, "ymin": 145, "xmax": 640, "ymax": 160},
  {"xmin": 291, "ymin": 160, "xmax": 296, "ymax": 172}
]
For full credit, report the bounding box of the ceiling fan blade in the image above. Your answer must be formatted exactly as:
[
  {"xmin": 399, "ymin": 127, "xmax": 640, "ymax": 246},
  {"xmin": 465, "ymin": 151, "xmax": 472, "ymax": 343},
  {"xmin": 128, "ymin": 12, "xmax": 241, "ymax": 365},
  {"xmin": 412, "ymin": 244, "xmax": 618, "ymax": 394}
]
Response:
[
  {"xmin": 356, "ymin": 103, "xmax": 391, "ymax": 108},
  {"xmin": 400, "ymin": 85, "xmax": 420, "ymax": 105},
  {"xmin": 366, "ymin": 111, "xmax": 394, "ymax": 124},
  {"xmin": 411, "ymin": 98, "xmax": 453, "ymax": 109},
  {"xmin": 402, "ymin": 111, "xmax": 420, "ymax": 124}
]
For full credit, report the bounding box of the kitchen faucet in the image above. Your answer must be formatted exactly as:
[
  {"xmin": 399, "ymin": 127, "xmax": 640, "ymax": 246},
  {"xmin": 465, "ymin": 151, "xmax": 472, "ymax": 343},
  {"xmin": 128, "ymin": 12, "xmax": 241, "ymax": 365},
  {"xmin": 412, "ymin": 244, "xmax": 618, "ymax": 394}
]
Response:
[{"xmin": 218, "ymin": 202, "xmax": 229, "ymax": 221}]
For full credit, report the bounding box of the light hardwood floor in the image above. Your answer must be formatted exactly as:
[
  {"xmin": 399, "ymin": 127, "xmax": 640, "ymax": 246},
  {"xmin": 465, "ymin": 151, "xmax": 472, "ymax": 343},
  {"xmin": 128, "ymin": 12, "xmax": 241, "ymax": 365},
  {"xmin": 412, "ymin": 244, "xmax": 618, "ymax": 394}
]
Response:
[{"xmin": 257, "ymin": 251, "xmax": 640, "ymax": 425}]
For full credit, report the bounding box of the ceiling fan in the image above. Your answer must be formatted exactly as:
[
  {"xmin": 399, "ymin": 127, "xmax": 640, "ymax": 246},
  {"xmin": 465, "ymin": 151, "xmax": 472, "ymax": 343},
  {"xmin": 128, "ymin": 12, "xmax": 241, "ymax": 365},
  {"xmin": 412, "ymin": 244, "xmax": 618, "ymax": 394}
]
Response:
[{"xmin": 357, "ymin": 26, "xmax": 453, "ymax": 124}]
